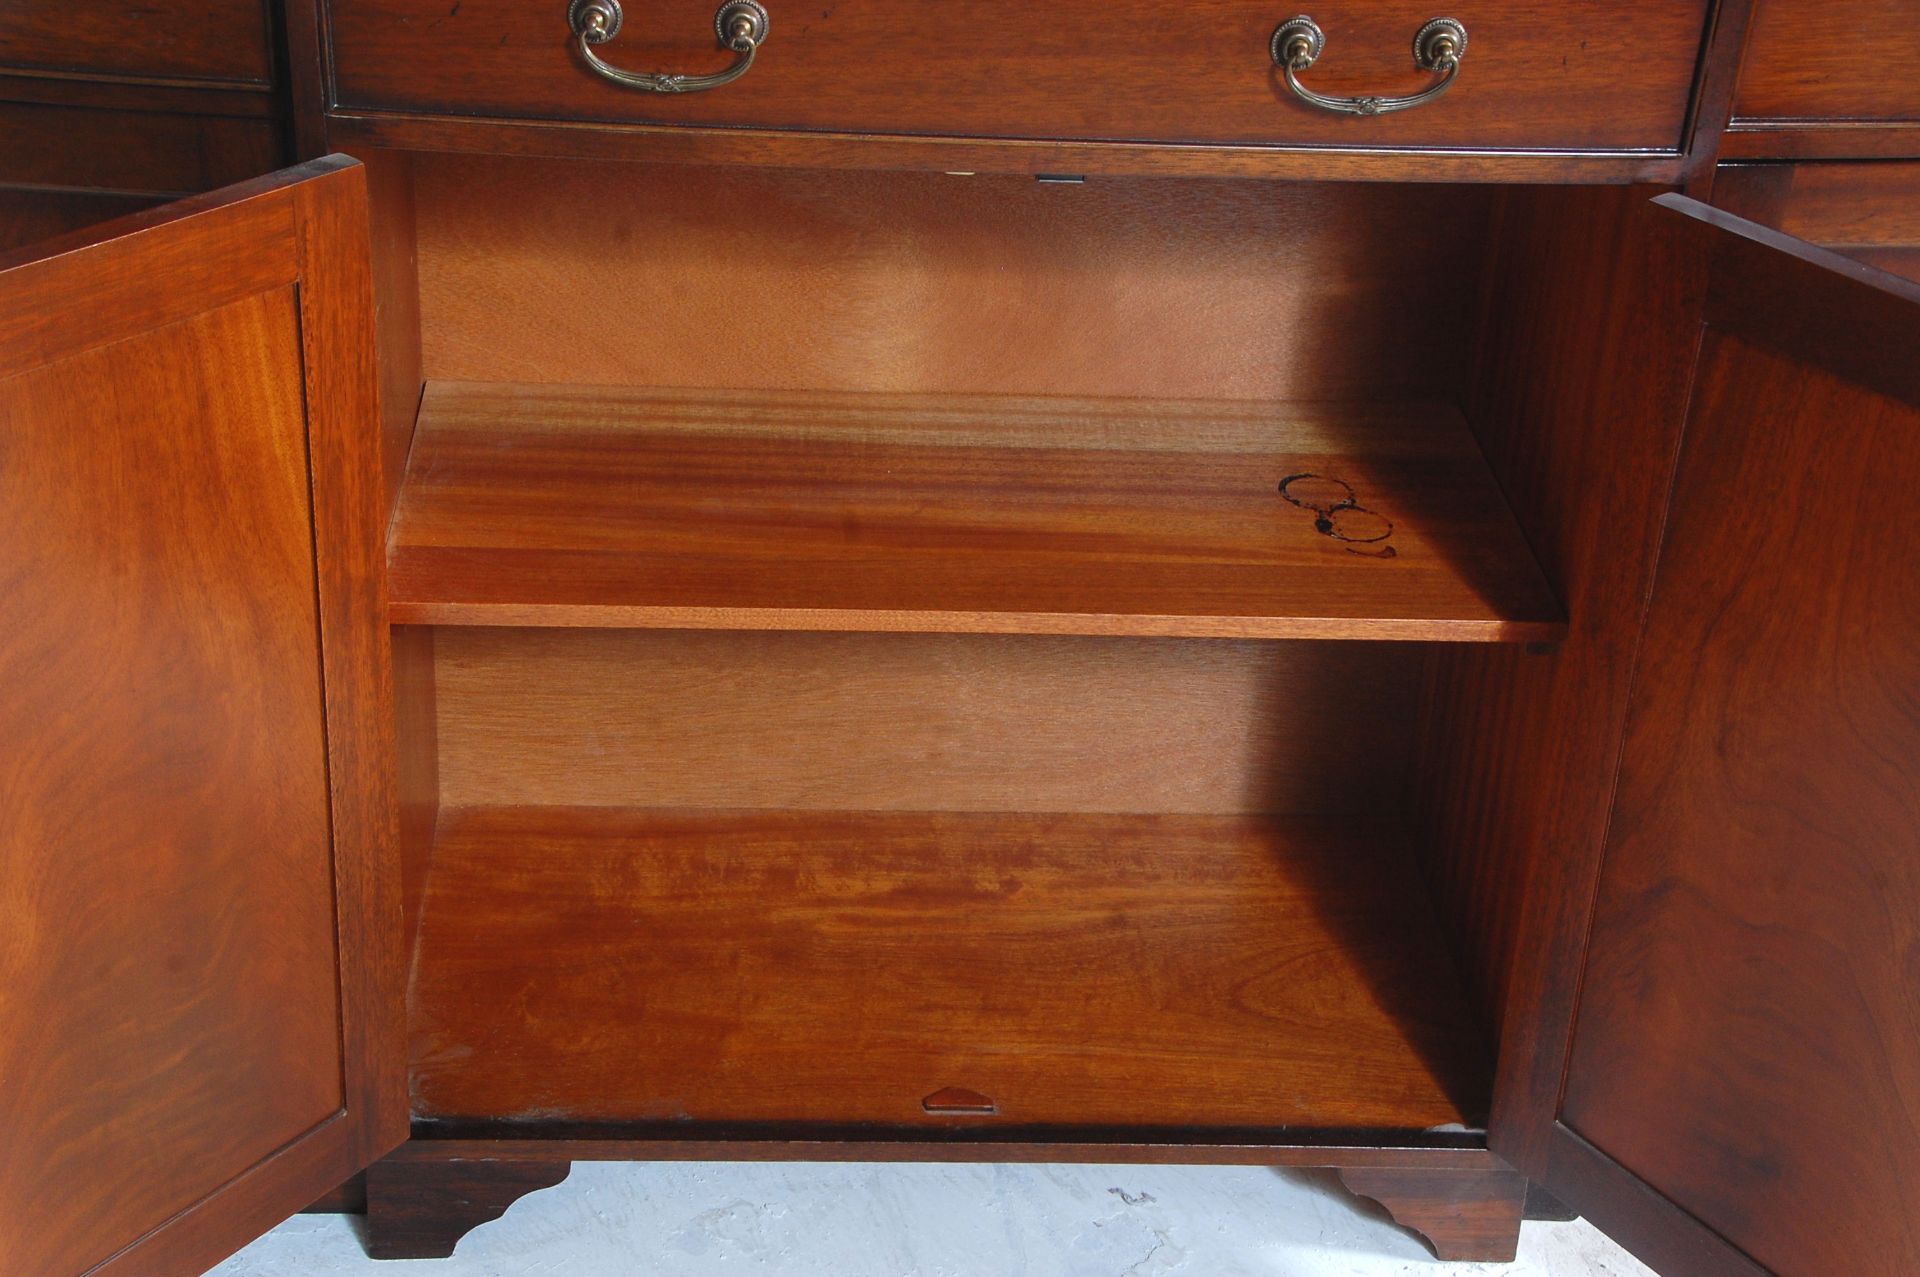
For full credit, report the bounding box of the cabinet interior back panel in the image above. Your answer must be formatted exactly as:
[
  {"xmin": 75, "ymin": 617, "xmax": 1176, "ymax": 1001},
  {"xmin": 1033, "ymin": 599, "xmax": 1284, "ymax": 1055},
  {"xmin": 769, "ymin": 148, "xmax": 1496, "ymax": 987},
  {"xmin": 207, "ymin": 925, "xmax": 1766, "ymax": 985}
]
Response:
[
  {"xmin": 410, "ymin": 155, "xmax": 1489, "ymax": 403},
  {"xmin": 433, "ymin": 628, "xmax": 1425, "ymax": 816}
]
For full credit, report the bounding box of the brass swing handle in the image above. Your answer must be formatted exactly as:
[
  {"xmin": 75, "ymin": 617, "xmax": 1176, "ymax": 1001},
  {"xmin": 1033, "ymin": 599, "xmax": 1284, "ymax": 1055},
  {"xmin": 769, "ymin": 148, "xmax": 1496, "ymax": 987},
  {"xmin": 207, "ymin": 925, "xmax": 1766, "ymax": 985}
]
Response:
[
  {"xmin": 1271, "ymin": 16, "xmax": 1468, "ymax": 116},
  {"xmin": 567, "ymin": 0, "xmax": 769, "ymax": 93}
]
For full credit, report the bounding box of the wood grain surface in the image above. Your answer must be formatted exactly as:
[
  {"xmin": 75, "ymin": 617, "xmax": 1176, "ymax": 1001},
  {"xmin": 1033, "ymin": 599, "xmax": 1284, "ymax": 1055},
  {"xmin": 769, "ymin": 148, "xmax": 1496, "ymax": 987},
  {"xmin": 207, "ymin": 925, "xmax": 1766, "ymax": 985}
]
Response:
[
  {"xmin": 1410, "ymin": 185, "xmax": 1709, "ymax": 1176},
  {"xmin": 1713, "ymin": 162, "xmax": 1920, "ymax": 283},
  {"xmin": 1733, "ymin": 0, "xmax": 1920, "ymax": 126},
  {"xmin": 409, "ymin": 156, "xmax": 1488, "ymax": 404},
  {"xmin": 364, "ymin": 1158, "xmax": 573, "ymax": 1259},
  {"xmin": 1561, "ymin": 325, "xmax": 1920, "ymax": 1277},
  {"xmin": 1723, "ymin": 0, "xmax": 1920, "ymax": 158},
  {"xmin": 385, "ymin": 1135, "xmax": 1496, "ymax": 1166},
  {"xmin": 326, "ymin": 111, "xmax": 1698, "ymax": 184},
  {"xmin": 387, "ymin": 383, "xmax": 1563, "ymax": 640},
  {"xmin": 0, "ymin": 0, "xmax": 272, "ymax": 86},
  {"xmin": 360, "ymin": 148, "xmax": 425, "ymax": 522},
  {"xmin": 325, "ymin": 0, "xmax": 1708, "ymax": 154},
  {"xmin": 0, "ymin": 158, "xmax": 406, "ymax": 1277},
  {"xmin": 0, "ymin": 100, "xmax": 278, "ymax": 198},
  {"xmin": 0, "ymin": 288, "xmax": 341, "ymax": 1277},
  {"xmin": 290, "ymin": 162, "xmax": 414, "ymax": 1173},
  {"xmin": 0, "ymin": 70, "xmax": 276, "ymax": 117},
  {"xmin": 1338, "ymin": 1165, "xmax": 1526, "ymax": 1261},
  {"xmin": 394, "ymin": 627, "xmax": 441, "ymax": 960},
  {"xmin": 1716, "ymin": 123, "xmax": 1920, "ymax": 161},
  {"xmin": 408, "ymin": 807, "xmax": 1492, "ymax": 1134},
  {"xmin": 431, "ymin": 629, "xmax": 1424, "ymax": 815},
  {"xmin": 0, "ymin": 188, "xmax": 160, "ymax": 252},
  {"xmin": 1548, "ymin": 1128, "xmax": 1772, "ymax": 1277}
]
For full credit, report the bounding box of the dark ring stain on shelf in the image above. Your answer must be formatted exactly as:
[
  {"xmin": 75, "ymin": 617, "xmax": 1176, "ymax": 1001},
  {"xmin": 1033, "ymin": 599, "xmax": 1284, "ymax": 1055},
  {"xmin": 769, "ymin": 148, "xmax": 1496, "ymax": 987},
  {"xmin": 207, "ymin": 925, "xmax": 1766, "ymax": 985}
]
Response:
[{"xmin": 1278, "ymin": 473, "xmax": 1399, "ymax": 559}]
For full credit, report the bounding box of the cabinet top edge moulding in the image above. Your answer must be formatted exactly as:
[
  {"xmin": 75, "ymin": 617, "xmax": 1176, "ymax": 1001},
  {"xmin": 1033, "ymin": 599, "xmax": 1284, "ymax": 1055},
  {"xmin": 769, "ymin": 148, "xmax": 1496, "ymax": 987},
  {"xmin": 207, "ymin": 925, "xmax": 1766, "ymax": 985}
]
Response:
[{"xmin": 294, "ymin": 0, "xmax": 1741, "ymax": 181}]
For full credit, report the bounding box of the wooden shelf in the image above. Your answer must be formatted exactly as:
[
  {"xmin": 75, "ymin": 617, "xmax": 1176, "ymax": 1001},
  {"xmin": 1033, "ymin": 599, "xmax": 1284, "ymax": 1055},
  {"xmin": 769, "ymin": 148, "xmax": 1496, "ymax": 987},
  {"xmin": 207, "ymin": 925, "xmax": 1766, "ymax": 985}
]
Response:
[
  {"xmin": 387, "ymin": 383, "xmax": 1565, "ymax": 642},
  {"xmin": 408, "ymin": 807, "xmax": 1493, "ymax": 1137}
]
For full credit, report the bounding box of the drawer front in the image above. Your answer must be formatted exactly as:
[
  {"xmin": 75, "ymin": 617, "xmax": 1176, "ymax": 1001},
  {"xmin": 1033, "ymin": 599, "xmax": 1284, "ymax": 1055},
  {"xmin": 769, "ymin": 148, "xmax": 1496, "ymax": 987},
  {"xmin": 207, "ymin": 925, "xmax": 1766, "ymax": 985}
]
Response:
[
  {"xmin": 0, "ymin": 0, "xmax": 273, "ymax": 86},
  {"xmin": 1735, "ymin": 0, "xmax": 1920, "ymax": 125},
  {"xmin": 329, "ymin": 0, "xmax": 1709, "ymax": 153}
]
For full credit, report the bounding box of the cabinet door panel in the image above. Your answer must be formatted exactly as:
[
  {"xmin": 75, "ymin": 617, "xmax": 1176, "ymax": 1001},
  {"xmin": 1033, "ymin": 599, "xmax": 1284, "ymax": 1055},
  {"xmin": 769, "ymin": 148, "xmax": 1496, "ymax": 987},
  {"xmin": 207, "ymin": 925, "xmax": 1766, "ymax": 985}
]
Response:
[
  {"xmin": 0, "ymin": 159, "xmax": 403, "ymax": 1277},
  {"xmin": 1552, "ymin": 199, "xmax": 1920, "ymax": 1276}
]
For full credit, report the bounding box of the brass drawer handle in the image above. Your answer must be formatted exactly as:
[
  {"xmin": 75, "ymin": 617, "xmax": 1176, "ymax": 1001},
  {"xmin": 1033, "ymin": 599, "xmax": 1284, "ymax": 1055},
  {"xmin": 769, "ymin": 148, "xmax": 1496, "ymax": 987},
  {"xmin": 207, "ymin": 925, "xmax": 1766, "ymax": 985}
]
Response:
[
  {"xmin": 1271, "ymin": 16, "xmax": 1467, "ymax": 116},
  {"xmin": 567, "ymin": 0, "xmax": 769, "ymax": 93}
]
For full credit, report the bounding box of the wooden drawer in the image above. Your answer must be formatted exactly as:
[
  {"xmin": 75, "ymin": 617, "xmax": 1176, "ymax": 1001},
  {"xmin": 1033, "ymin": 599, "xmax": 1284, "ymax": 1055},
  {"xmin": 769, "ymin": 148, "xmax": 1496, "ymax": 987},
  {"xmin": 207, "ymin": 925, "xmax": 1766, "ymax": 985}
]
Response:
[
  {"xmin": 1735, "ymin": 0, "xmax": 1920, "ymax": 125},
  {"xmin": 327, "ymin": 0, "xmax": 1710, "ymax": 154},
  {"xmin": 1725, "ymin": 0, "xmax": 1920, "ymax": 159},
  {"xmin": 0, "ymin": 0, "xmax": 273, "ymax": 87}
]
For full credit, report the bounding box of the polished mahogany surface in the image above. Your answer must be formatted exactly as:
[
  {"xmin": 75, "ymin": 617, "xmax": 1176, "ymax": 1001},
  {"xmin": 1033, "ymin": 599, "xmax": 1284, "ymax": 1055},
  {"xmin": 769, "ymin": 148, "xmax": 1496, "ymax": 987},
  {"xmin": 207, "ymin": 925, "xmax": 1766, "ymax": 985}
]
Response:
[
  {"xmin": 1339, "ymin": 1166, "xmax": 1526, "ymax": 1263},
  {"xmin": 0, "ymin": 285, "xmax": 339, "ymax": 1277},
  {"xmin": 1713, "ymin": 162, "xmax": 1920, "ymax": 283},
  {"xmin": 408, "ymin": 158, "xmax": 1489, "ymax": 405},
  {"xmin": 1561, "ymin": 210, "xmax": 1920, "ymax": 1277},
  {"xmin": 0, "ymin": 188, "xmax": 158, "ymax": 252},
  {"xmin": 409, "ymin": 806, "xmax": 1492, "ymax": 1135},
  {"xmin": 387, "ymin": 383, "xmax": 1563, "ymax": 640},
  {"xmin": 0, "ymin": 100, "xmax": 278, "ymax": 198},
  {"xmin": 1412, "ymin": 184, "xmax": 1710, "ymax": 1176},
  {"xmin": 1727, "ymin": 0, "xmax": 1920, "ymax": 158},
  {"xmin": 1736, "ymin": 0, "xmax": 1920, "ymax": 119},
  {"xmin": 0, "ymin": 160, "xmax": 405, "ymax": 1277},
  {"xmin": 326, "ymin": 0, "xmax": 1709, "ymax": 155},
  {"xmin": 0, "ymin": 0, "xmax": 272, "ymax": 85},
  {"xmin": 429, "ymin": 628, "xmax": 1424, "ymax": 817}
]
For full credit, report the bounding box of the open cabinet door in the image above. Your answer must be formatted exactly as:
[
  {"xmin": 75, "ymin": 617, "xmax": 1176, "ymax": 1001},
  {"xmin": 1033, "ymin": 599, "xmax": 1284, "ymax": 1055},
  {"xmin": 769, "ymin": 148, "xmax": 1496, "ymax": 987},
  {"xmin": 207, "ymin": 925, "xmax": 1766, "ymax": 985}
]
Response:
[
  {"xmin": 0, "ymin": 158, "xmax": 405, "ymax": 1276},
  {"xmin": 1546, "ymin": 198, "xmax": 1920, "ymax": 1276}
]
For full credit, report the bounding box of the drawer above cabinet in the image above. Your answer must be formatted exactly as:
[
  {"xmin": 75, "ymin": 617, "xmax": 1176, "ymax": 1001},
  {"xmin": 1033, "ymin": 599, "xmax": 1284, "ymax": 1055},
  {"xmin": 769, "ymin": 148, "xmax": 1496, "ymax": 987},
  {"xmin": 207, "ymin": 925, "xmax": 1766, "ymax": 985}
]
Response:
[
  {"xmin": 1723, "ymin": 0, "xmax": 1920, "ymax": 159},
  {"xmin": 0, "ymin": 0, "xmax": 274, "ymax": 86},
  {"xmin": 325, "ymin": 0, "xmax": 1713, "ymax": 164}
]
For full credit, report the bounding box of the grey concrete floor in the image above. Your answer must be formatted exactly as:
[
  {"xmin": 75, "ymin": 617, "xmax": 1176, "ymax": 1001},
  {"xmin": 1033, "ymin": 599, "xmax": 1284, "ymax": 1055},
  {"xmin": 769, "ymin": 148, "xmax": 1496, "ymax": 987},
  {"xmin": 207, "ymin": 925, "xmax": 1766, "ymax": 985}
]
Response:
[{"xmin": 211, "ymin": 1162, "xmax": 1654, "ymax": 1276}]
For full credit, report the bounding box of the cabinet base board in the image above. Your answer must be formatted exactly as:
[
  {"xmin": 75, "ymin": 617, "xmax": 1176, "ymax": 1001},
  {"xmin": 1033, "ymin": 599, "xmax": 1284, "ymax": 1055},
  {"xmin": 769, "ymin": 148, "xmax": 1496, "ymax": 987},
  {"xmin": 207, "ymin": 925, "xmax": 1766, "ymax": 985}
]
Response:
[
  {"xmin": 363, "ymin": 1157, "xmax": 571, "ymax": 1260},
  {"xmin": 363, "ymin": 1139, "xmax": 1522, "ymax": 1263},
  {"xmin": 392, "ymin": 1132, "xmax": 1496, "ymax": 1168},
  {"xmin": 1338, "ymin": 1165, "xmax": 1527, "ymax": 1262}
]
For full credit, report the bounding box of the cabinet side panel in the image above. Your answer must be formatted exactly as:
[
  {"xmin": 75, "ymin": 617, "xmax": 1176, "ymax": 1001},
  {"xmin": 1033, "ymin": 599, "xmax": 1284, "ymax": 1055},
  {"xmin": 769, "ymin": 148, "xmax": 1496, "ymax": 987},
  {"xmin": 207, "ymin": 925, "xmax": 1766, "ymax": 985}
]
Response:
[
  {"xmin": 1413, "ymin": 185, "xmax": 1710, "ymax": 1174},
  {"xmin": 357, "ymin": 148, "xmax": 423, "ymax": 523},
  {"xmin": 393, "ymin": 625, "xmax": 439, "ymax": 959}
]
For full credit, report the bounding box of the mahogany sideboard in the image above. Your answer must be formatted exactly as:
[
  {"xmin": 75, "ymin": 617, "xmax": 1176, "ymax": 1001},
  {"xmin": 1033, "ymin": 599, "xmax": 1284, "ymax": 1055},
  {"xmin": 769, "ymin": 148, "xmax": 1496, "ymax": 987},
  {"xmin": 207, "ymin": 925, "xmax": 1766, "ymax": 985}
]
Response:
[{"xmin": 4, "ymin": 1, "xmax": 1917, "ymax": 1274}]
